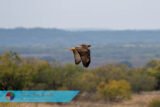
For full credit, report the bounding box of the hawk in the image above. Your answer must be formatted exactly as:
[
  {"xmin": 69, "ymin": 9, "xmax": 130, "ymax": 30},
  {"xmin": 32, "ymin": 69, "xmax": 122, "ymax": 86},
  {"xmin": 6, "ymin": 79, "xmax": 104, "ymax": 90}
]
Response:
[{"xmin": 69, "ymin": 44, "xmax": 91, "ymax": 67}]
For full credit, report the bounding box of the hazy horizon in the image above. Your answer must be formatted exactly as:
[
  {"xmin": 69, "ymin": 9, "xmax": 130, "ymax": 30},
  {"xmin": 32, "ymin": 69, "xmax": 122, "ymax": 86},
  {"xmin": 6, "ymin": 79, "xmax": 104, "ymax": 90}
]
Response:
[{"xmin": 1, "ymin": 27, "xmax": 160, "ymax": 31}]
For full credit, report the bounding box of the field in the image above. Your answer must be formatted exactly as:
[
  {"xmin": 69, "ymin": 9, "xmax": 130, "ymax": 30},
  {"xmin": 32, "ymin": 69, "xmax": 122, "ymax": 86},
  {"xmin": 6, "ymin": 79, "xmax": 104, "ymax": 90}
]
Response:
[{"xmin": 0, "ymin": 91, "xmax": 160, "ymax": 107}]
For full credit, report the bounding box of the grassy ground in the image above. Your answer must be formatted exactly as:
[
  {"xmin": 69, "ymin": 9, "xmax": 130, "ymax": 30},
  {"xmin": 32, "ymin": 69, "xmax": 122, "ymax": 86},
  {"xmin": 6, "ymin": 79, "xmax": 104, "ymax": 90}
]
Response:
[{"xmin": 1, "ymin": 91, "xmax": 160, "ymax": 107}]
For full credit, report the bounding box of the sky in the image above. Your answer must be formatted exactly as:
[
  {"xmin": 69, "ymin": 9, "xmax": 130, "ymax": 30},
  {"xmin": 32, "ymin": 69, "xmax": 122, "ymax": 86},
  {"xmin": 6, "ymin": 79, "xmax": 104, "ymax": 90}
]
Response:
[{"xmin": 0, "ymin": 0, "xmax": 160, "ymax": 30}]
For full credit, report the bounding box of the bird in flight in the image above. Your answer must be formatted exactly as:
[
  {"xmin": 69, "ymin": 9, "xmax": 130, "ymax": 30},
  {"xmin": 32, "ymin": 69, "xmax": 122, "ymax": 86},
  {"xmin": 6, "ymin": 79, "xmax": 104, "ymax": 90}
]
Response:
[{"xmin": 69, "ymin": 44, "xmax": 91, "ymax": 67}]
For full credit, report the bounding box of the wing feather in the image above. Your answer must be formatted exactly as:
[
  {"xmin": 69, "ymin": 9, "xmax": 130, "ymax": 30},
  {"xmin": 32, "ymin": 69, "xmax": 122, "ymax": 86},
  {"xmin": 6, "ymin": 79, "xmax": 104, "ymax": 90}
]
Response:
[{"xmin": 72, "ymin": 49, "xmax": 81, "ymax": 64}]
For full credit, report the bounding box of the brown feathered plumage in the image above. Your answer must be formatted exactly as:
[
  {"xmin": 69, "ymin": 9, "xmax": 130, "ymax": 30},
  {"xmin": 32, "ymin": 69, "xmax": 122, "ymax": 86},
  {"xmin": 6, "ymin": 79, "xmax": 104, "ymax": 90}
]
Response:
[
  {"xmin": 71, "ymin": 48, "xmax": 81, "ymax": 65},
  {"xmin": 70, "ymin": 44, "xmax": 91, "ymax": 67}
]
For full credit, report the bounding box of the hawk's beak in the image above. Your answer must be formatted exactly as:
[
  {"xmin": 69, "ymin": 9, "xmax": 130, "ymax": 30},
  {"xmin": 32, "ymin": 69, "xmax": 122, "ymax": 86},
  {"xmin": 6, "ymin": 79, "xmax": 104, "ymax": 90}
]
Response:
[{"xmin": 68, "ymin": 47, "xmax": 76, "ymax": 51}]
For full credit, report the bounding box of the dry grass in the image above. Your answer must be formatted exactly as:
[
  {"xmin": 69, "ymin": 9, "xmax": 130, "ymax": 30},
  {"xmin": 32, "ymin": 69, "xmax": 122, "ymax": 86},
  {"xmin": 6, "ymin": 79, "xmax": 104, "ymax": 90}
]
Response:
[{"xmin": 1, "ymin": 91, "xmax": 160, "ymax": 107}]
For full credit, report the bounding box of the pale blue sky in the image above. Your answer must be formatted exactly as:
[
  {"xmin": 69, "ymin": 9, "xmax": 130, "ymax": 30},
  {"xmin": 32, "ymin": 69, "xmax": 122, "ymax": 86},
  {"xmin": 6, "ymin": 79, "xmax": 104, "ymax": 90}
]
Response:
[{"xmin": 0, "ymin": 0, "xmax": 160, "ymax": 29}]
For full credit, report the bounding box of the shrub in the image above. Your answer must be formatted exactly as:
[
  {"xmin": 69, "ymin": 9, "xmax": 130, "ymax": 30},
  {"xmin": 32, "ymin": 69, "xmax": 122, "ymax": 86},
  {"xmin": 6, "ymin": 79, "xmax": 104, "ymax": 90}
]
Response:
[
  {"xmin": 148, "ymin": 98, "xmax": 160, "ymax": 107},
  {"xmin": 93, "ymin": 64, "xmax": 128, "ymax": 82},
  {"xmin": 97, "ymin": 80, "xmax": 131, "ymax": 101},
  {"xmin": 126, "ymin": 69, "xmax": 157, "ymax": 92},
  {"xmin": 73, "ymin": 72, "xmax": 99, "ymax": 92},
  {"xmin": 49, "ymin": 64, "xmax": 83, "ymax": 90}
]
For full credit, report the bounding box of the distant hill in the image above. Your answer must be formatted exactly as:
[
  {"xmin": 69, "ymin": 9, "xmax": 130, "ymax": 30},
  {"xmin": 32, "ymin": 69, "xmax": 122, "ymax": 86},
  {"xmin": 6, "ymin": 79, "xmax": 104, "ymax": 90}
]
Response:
[
  {"xmin": 0, "ymin": 28, "xmax": 160, "ymax": 46},
  {"xmin": 1, "ymin": 28, "xmax": 160, "ymax": 67}
]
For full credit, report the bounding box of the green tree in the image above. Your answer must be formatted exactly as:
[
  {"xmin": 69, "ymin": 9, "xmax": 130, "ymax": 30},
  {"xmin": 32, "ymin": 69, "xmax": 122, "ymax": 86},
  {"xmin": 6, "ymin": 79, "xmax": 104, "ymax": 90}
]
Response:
[{"xmin": 126, "ymin": 68, "xmax": 157, "ymax": 92}]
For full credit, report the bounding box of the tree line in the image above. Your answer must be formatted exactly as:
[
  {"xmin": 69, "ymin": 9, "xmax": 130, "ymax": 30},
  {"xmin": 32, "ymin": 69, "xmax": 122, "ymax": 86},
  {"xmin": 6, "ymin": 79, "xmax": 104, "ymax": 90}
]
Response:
[{"xmin": 0, "ymin": 51, "xmax": 160, "ymax": 101}]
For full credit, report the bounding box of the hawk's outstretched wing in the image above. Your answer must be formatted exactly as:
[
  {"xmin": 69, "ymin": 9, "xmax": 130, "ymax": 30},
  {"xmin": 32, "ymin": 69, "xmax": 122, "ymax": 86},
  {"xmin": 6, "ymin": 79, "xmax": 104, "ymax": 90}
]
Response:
[{"xmin": 71, "ymin": 49, "xmax": 81, "ymax": 64}]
